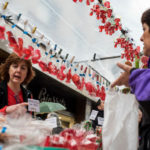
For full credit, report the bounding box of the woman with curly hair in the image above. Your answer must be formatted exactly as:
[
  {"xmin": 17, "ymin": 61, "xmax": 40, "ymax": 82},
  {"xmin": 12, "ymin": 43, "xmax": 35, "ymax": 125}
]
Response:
[{"xmin": 0, "ymin": 52, "xmax": 35, "ymax": 115}]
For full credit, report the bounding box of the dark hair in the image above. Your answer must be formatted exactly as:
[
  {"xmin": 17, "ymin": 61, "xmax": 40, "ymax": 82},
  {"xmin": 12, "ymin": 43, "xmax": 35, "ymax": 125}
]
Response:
[
  {"xmin": 0, "ymin": 53, "xmax": 35, "ymax": 85},
  {"xmin": 92, "ymin": 99, "xmax": 101, "ymax": 109},
  {"xmin": 141, "ymin": 9, "xmax": 150, "ymax": 31},
  {"xmin": 96, "ymin": 99, "xmax": 101, "ymax": 107}
]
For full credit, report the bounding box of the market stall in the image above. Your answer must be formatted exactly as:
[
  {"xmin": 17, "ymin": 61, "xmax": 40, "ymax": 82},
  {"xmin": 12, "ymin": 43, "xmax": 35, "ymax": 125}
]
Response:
[{"xmin": 0, "ymin": 0, "xmax": 149, "ymax": 149}]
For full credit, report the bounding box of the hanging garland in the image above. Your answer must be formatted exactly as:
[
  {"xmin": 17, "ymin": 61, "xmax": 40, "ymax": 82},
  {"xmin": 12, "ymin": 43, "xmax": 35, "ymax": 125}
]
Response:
[
  {"xmin": 114, "ymin": 36, "xmax": 140, "ymax": 61},
  {"xmin": 0, "ymin": 23, "xmax": 107, "ymax": 100},
  {"xmin": 0, "ymin": 1, "xmax": 127, "ymax": 100},
  {"xmin": 72, "ymin": 0, "xmax": 140, "ymax": 62},
  {"xmin": 73, "ymin": 0, "xmax": 121, "ymax": 35}
]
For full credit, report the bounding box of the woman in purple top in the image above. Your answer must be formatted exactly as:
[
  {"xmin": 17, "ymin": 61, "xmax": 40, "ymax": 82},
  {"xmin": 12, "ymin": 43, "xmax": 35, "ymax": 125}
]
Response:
[{"xmin": 111, "ymin": 9, "xmax": 150, "ymax": 150}]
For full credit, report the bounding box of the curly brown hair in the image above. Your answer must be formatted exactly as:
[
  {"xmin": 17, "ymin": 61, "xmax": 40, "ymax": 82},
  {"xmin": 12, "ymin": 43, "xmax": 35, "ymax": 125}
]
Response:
[{"xmin": 0, "ymin": 53, "xmax": 35, "ymax": 85}]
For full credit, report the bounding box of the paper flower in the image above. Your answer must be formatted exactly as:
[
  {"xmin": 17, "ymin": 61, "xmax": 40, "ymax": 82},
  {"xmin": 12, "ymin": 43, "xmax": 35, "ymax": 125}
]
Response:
[
  {"xmin": 23, "ymin": 46, "xmax": 34, "ymax": 60},
  {"xmin": 57, "ymin": 65, "xmax": 66, "ymax": 81},
  {"xmin": 0, "ymin": 26, "xmax": 5, "ymax": 40},
  {"xmin": 38, "ymin": 61, "xmax": 48, "ymax": 72},
  {"xmin": 32, "ymin": 49, "xmax": 41, "ymax": 64},
  {"xmin": 6, "ymin": 31, "xmax": 17, "ymax": 48},
  {"xmin": 66, "ymin": 68, "xmax": 72, "ymax": 83}
]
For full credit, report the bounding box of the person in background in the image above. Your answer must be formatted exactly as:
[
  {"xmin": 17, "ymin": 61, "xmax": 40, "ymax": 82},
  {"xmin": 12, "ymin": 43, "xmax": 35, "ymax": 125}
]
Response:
[
  {"xmin": 46, "ymin": 112, "xmax": 64, "ymax": 134},
  {"xmin": 90, "ymin": 99, "xmax": 104, "ymax": 130},
  {"xmin": 0, "ymin": 53, "xmax": 35, "ymax": 115},
  {"xmin": 111, "ymin": 9, "xmax": 150, "ymax": 150}
]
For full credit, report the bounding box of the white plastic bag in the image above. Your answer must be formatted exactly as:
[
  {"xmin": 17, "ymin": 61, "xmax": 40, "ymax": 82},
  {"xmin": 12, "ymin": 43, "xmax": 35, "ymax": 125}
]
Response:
[{"xmin": 102, "ymin": 90, "xmax": 139, "ymax": 150}]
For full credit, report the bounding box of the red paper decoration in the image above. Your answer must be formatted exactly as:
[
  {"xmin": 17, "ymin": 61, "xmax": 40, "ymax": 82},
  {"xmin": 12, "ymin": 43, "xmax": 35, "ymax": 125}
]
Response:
[
  {"xmin": 51, "ymin": 64, "xmax": 58, "ymax": 76},
  {"xmin": 66, "ymin": 68, "xmax": 72, "ymax": 83},
  {"xmin": 32, "ymin": 49, "xmax": 41, "ymax": 64},
  {"xmin": 73, "ymin": 0, "xmax": 95, "ymax": 5},
  {"xmin": 57, "ymin": 65, "xmax": 66, "ymax": 80},
  {"xmin": 115, "ymin": 37, "xmax": 140, "ymax": 61},
  {"xmin": 90, "ymin": 4, "xmax": 121, "ymax": 35},
  {"xmin": 47, "ymin": 62, "xmax": 53, "ymax": 74},
  {"xmin": 1, "ymin": 19, "xmax": 110, "ymax": 99},
  {"xmin": 104, "ymin": 1, "xmax": 110, "ymax": 8},
  {"xmin": 85, "ymin": 82, "xmax": 96, "ymax": 96},
  {"xmin": 39, "ymin": 61, "xmax": 48, "ymax": 72},
  {"xmin": 100, "ymin": 86, "xmax": 106, "ymax": 101},
  {"xmin": 0, "ymin": 26, "xmax": 5, "ymax": 40},
  {"xmin": 12, "ymin": 37, "xmax": 23, "ymax": 57},
  {"xmin": 72, "ymin": 74, "xmax": 80, "ymax": 86},
  {"xmin": 23, "ymin": 46, "xmax": 34, "ymax": 60},
  {"xmin": 7, "ymin": 31, "xmax": 17, "ymax": 47}
]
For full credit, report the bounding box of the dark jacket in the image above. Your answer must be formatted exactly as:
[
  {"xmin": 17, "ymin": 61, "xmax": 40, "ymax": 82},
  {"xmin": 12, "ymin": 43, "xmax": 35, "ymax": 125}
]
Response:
[
  {"xmin": 0, "ymin": 80, "xmax": 31, "ymax": 109},
  {"xmin": 91, "ymin": 109, "xmax": 104, "ymax": 130},
  {"xmin": 139, "ymin": 103, "xmax": 150, "ymax": 150}
]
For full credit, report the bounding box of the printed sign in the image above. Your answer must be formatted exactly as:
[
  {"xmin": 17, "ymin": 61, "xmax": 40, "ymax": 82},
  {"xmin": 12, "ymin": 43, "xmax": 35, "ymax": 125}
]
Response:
[
  {"xmin": 45, "ymin": 117, "xmax": 57, "ymax": 128},
  {"xmin": 28, "ymin": 99, "xmax": 40, "ymax": 112},
  {"xmin": 98, "ymin": 117, "xmax": 104, "ymax": 125},
  {"xmin": 89, "ymin": 110, "xmax": 98, "ymax": 120}
]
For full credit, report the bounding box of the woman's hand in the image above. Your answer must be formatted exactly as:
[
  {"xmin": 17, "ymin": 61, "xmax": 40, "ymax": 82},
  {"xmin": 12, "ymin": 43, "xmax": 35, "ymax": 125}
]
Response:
[
  {"xmin": 6, "ymin": 102, "xmax": 28, "ymax": 114},
  {"xmin": 111, "ymin": 63, "xmax": 132, "ymax": 88},
  {"xmin": 138, "ymin": 109, "xmax": 143, "ymax": 123}
]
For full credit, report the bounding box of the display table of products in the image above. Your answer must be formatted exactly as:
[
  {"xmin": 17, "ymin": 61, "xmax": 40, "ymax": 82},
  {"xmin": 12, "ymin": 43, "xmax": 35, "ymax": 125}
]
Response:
[{"xmin": 0, "ymin": 111, "xmax": 102, "ymax": 150}]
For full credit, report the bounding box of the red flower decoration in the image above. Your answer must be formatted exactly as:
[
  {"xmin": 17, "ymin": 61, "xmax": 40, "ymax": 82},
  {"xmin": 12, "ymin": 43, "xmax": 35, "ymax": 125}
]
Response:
[
  {"xmin": 38, "ymin": 61, "xmax": 48, "ymax": 72},
  {"xmin": 96, "ymin": 85, "xmax": 101, "ymax": 97},
  {"xmin": 73, "ymin": 0, "xmax": 94, "ymax": 5},
  {"xmin": 104, "ymin": 1, "xmax": 110, "ymax": 8},
  {"xmin": 6, "ymin": 31, "xmax": 17, "ymax": 48},
  {"xmin": 66, "ymin": 68, "xmax": 72, "ymax": 83},
  {"xmin": 86, "ymin": 0, "xmax": 94, "ymax": 5},
  {"xmin": 85, "ymin": 82, "xmax": 96, "ymax": 96},
  {"xmin": 57, "ymin": 65, "xmax": 66, "ymax": 81},
  {"xmin": 23, "ymin": 46, "xmax": 34, "ymax": 60},
  {"xmin": 47, "ymin": 62, "xmax": 53, "ymax": 74},
  {"xmin": 99, "ymin": 26, "xmax": 104, "ymax": 32},
  {"xmin": 114, "ymin": 37, "xmax": 140, "ymax": 61},
  {"xmin": 100, "ymin": 86, "xmax": 106, "ymax": 100},
  {"xmin": 90, "ymin": 3, "xmax": 121, "ymax": 35},
  {"xmin": 79, "ymin": 77, "xmax": 85, "ymax": 90},
  {"xmin": 86, "ymin": 0, "xmax": 90, "ymax": 5},
  {"xmin": 51, "ymin": 64, "xmax": 58, "ymax": 76},
  {"xmin": 114, "ymin": 18, "xmax": 120, "ymax": 26},
  {"xmin": 32, "ymin": 49, "xmax": 41, "ymax": 64},
  {"xmin": 107, "ymin": 9, "xmax": 112, "ymax": 18},
  {"xmin": 72, "ymin": 74, "xmax": 85, "ymax": 90},
  {"xmin": 12, "ymin": 38, "xmax": 24, "ymax": 57},
  {"xmin": 0, "ymin": 26, "xmax": 5, "ymax": 40},
  {"xmin": 72, "ymin": 74, "xmax": 80, "ymax": 85}
]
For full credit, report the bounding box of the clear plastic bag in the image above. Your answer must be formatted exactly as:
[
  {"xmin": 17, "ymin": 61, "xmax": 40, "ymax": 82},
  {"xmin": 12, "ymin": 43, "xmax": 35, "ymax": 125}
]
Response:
[{"xmin": 103, "ymin": 90, "xmax": 139, "ymax": 150}]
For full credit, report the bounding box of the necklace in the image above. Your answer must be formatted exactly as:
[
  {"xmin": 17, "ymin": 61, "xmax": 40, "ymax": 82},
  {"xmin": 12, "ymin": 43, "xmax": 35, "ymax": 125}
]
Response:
[
  {"xmin": 7, "ymin": 85, "xmax": 21, "ymax": 104},
  {"xmin": 14, "ymin": 94, "xmax": 20, "ymax": 104}
]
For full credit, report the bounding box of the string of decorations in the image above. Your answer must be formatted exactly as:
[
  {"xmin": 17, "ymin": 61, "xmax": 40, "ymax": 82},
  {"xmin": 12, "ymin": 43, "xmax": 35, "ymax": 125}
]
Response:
[
  {"xmin": 0, "ymin": 1, "xmax": 111, "ymax": 101},
  {"xmin": 72, "ymin": 0, "xmax": 140, "ymax": 62}
]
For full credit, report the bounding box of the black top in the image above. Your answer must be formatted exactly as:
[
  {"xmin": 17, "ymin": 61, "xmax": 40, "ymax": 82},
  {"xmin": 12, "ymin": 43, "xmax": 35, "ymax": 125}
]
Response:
[
  {"xmin": 91, "ymin": 109, "xmax": 104, "ymax": 130},
  {"xmin": 0, "ymin": 80, "xmax": 31, "ymax": 109}
]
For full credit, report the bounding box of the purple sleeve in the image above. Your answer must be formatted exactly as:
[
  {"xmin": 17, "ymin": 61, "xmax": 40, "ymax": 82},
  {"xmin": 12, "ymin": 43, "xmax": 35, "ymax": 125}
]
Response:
[{"xmin": 129, "ymin": 69, "xmax": 150, "ymax": 101}]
